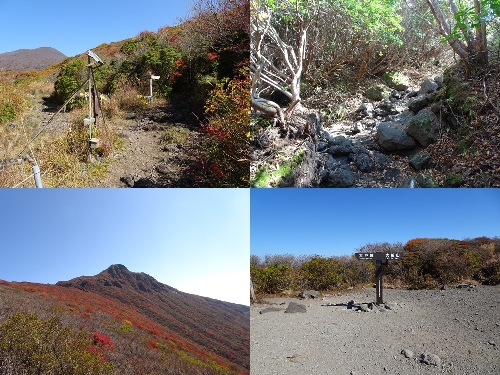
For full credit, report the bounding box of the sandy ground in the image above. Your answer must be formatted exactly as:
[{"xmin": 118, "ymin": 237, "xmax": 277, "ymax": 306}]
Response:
[{"xmin": 250, "ymin": 286, "xmax": 500, "ymax": 375}]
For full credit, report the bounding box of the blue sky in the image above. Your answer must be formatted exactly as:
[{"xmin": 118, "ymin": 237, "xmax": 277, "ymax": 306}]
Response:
[
  {"xmin": 251, "ymin": 189, "xmax": 500, "ymax": 258},
  {"xmin": 0, "ymin": 189, "xmax": 250, "ymax": 306},
  {"xmin": 0, "ymin": 1, "xmax": 190, "ymax": 56}
]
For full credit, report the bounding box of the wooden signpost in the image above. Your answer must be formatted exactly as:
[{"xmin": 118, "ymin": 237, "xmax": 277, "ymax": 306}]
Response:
[
  {"xmin": 355, "ymin": 252, "xmax": 403, "ymax": 305},
  {"xmin": 141, "ymin": 72, "xmax": 160, "ymax": 102}
]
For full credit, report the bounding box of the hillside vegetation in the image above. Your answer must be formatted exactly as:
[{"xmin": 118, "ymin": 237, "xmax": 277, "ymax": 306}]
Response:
[
  {"xmin": 0, "ymin": 265, "xmax": 249, "ymax": 375},
  {"xmin": 0, "ymin": 0, "xmax": 249, "ymax": 187},
  {"xmin": 251, "ymin": 237, "xmax": 500, "ymax": 296}
]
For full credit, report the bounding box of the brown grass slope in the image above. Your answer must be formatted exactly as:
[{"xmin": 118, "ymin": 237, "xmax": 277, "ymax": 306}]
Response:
[
  {"xmin": 0, "ymin": 47, "xmax": 66, "ymax": 72},
  {"xmin": 56, "ymin": 264, "xmax": 250, "ymax": 371}
]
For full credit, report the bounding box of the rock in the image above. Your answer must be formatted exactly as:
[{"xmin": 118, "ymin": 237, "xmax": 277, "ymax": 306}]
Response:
[
  {"xmin": 6, "ymin": 122, "xmax": 17, "ymax": 129},
  {"xmin": 133, "ymin": 177, "xmax": 154, "ymax": 188},
  {"xmin": 441, "ymin": 284, "xmax": 448, "ymax": 290},
  {"xmin": 408, "ymin": 95, "xmax": 429, "ymax": 113},
  {"xmin": 328, "ymin": 136, "xmax": 355, "ymax": 156},
  {"xmin": 400, "ymin": 176, "xmax": 418, "ymax": 188},
  {"xmin": 418, "ymin": 78, "xmax": 439, "ymax": 95},
  {"xmin": 323, "ymin": 166, "xmax": 355, "ymax": 187},
  {"xmin": 317, "ymin": 142, "xmax": 328, "ymax": 152},
  {"xmin": 351, "ymin": 121, "xmax": 363, "ymax": 134},
  {"xmin": 120, "ymin": 175, "xmax": 136, "ymax": 187},
  {"xmin": 407, "ymin": 109, "xmax": 436, "ymax": 147},
  {"xmin": 409, "ymin": 152, "xmax": 433, "ymax": 170},
  {"xmin": 488, "ymin": 341, "xmax": 496, "ymax": 347},
  {"xmin": 379, "ymin": 98, "xmax": 405, "ymax": 115},
  {"xmin": 420, "ymin": 353, "xmax": 441, "ymax": 367},
  {"xmin": 357, "ymin": 102, "xmax": 374, "ymax": 116},
  {"xmin": 365, "ymin": 85, "xmax": 391, "ymax": 101},
  {"xmin": 285, "ymin": 302, "xmax": 307, "ymax": 313},
  {"xmin": 299, "ymin": 290, "xmax": 320, "ymax": 299},
  {"xmin": 445, "ymin": 173, "xmax": 463, "ymax": 187},
  {"xmin": 401, "ymin": 349, "xmax": 414, "ymax": 359},
  {"xmin": 376, "ymin": 122, "xmax": 416, "ymax": 151},
  {"xmin": 434, "ymin": 76, "xmax": 444, "ymax": 88},
  {"xmin": 416, "ymin": 173, "xmax": 438, "ymax": 187},
  {"xmin": 382, "ymin": 71, "xmax": 410, "ymax": 91},
  {"xmin": 355, "ymin": 152, "xmax": 375, "ymax": 172},
  {"xmin": 155, "ymin": 164, "xmax": 172, "ymax": 175},
  {"xmin": 384, "ymin": 301, "xmax": 397, "ymax": 310},
  {"xmin": 259, "ymin": 307, "xmax": 283, "ymax": 314},
  {"xmin": 359, "ymin": 303, "xmax": 370, "ymax": 312},
  {"xmin": 325, "ymin": 155, "xmax": 341, "ymax": 170},
  {"xmin": 150, "ymin": 112, "xmax": 169, "ymax": 123},
  {"xmin": 125, "ymin": 112, "xmax": 136, "ymax": 120}
]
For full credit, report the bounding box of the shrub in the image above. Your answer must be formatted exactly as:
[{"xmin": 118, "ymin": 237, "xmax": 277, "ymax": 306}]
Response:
[
  {"xmin": 300, "ymin": 257, "xmax": 343, "ymax": 291},
  {"xmin": 0, "ymin": 312, "xmax": 114, "ymax": 375},
  {"xmin": 250, "ymin": 263, "xmax": 293, "ymax": 294},
  {"xmin": 0, "ymin": 102, "xmax": 17, "ymax": 123},
  {"xmin": 200, "ymin": 68, "xmax": 250, "ymax": 187},
  {"xmin": 53, "ymin": 60, "xmax": 86, "ymax": 109}
]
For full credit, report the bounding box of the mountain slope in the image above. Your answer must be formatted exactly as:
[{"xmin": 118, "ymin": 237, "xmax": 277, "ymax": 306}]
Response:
[
  {"xmin": 56, "ymin": 264, "xmax": 249, "ymax": 371},
  {"xmin": 0, "ymin": 47, "xmax": 66, "ymax": 71}
]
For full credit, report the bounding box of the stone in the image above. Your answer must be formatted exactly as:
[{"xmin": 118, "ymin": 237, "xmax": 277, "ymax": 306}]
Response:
[
  {"xmin": 408, "ymin": 95, "xmax": 429, "ymax": 113},
  {"xmin": 299, "ymin": 290, "xmax": 320, "ymax": 299},
  {"xmin": 155, "ymin": 164, "xmax": 172, "ymax": 175},
  {"xmin": 365, "ymin": 85, "xmax": 391, "ymax": 101},
  {"xmin": 409, "ymin": 152, "xmax": 433, "ymax": 170},
  {"xmin": 418, "ymin": 79, "xmax": 439, "ymax": 95},
  {"xmin": 355, "ymin": 152, "xmax": 374, "ymax": 172},
  {"xmin": 377, "ymin": 122, "xmax": 416, "ymax": 151},
  {"xmin": 325, "ymin": 155, "xmax": 341, "ymax": 170},
  {"xmin": 416, "ymin": 173, "xmax": 438, "ymax": 187},
  {"xmin": 323, "ymin": 166, "xmax": 355, "ymax": 187},
  {"xmin": 401, "ymin": 349, "xmax": 414, "ymax": 359},
  {"xmin": 384, "ymin": 301, "xmax": 397, "ymax": 310},
  {"xmin": 125, "ymin": 112, "xmax": 136, "ymax": 120},
  {"xmin": 357, "ymin": 102, "xmax": 374, "ymax": 115},
  {"xmin": 445, "ymin": 173, "xmax": 463, "ymax": 187},
  {"xmin": 259, "ymin": 307, "xmax": 283, "ymax": 314},
  {"xmin": 407, "ymin": 109, "xmax": 436, "ymax": 147},
  {"xmin": 351, "ymin": 122, "xmax": 364, "ymax": 134},
  {"xmin": 359, "ymin": 303, "xmax": 370, "ymax": 312},
  {"xmin": 317, "ymin": 142, "xmax": 328, "ymax": 152},
  {"xmin": 420, "ymin": 353, "xmax": 441, "ymax": 367},
  {"xmin": 285, "ymin": 302, "xmax": 307, "ymax": 313},
  {"xmin": 120, "ymin": 175, "xmax": 136, "ymax": 187},
  {"xmin": 400, "ymin": 176, "xmax": 418, "ymax": 188},
  {"xmin": 382, "ymin": 71, "xmax": 410, "ymax": 91},
  {"xmin": 6, "ymin": 122, "xmax": 17, "ymax": 129},
  {"xmin": 434, "ymin": 76, "xmax": 444, "ymax": 88},
  {"xmin": 327, "ymin": 136, "xmax": 355, "ymax": 156}
]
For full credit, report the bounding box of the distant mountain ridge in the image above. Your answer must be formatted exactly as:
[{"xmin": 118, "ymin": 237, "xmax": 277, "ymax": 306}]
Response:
[
  {"xmin": 0, "ymin": 47, "xmax": 66, "ymax": 71},
  {"xmin": 56, "ymin": 264, "xmax": 249, "ymax": 371}
]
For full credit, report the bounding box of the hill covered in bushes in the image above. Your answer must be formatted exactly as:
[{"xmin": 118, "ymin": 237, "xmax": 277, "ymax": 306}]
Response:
[{"xmin": 251, "ymin": 237, "xmax": 500, "ymax": 295}]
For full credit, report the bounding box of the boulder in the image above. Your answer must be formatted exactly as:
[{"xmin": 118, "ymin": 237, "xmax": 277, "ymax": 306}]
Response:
[
  {"xmin": 359, "ymin": 303, "xmax": 370, "ymax": 312},
  {"xmin": 400, "ymin": 176, "xmax": 418, "ymax": 188},
  {"xmin": 285, "ymin": 302, "xmax": 307, "ymax": 313},
  {"xmin": 323, "ymin": 166, "xmax": 355, "ymax": 187},
  {"xmin": 355, "ymin": 152, "xmax": 375, "ymax": 172},
  {"xmin": 377, "ymin": 122, "xmax": 416, "ymax": 151},
  {"xmin": 416, "ymin": 173, "xmax": 438, "ymax": 187},
  {"xmin": 445, "ymin": 173, "xmax": 463, "ymax": 187},
  {"xmin": 409, "ymin": 152, "xmax": 433, "ymax": 170},
  {"xmin": 407, "ymin": 109, "xmax": 436, "ymax": 147},
  {"xmin": 418, "ymin": 78, "xmax": 439, "ymax": 95},
  {"xmin": 259, "ymin": 307, "xmax": 283, "ymax": 314},
  {"xmin": 327, "ymin": 136, "xmax": 355, "ymax": 156},
  {"xmin": 299, "ymin": 290, "xmax": 320, "ymax": 299},
  {"xmin": 408, "ymin": 95, "xmax": 429, "ymax": 113},
  {"xmin": 365, "ymin": 85, "xmax": 391, "ymax": 101},
  {"xmin": 420, "ymin": 353, "xmax": 441, "ymax": 367},
  {"xmin": 357, "ymin": 102, "xmax": 374, "ymax": 116},
  {"xmin": 382, "ymin": 71, "xmax": 410, "ymax": 91}
]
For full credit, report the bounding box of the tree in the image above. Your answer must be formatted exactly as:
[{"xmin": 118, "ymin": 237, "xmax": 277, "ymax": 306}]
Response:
[
  {"xmin": 414, "ymin": 0, "xmax": 500, "ymax": 75},
  {"xmin": 250, "ymin": 0, "xmax": 403, "ymax": 125}
]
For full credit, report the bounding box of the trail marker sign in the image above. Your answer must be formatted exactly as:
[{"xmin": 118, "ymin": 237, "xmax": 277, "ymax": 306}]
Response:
[
  {"xmin": 355, "ymin": 252, "xmax": 403, "ymax": 305},
  {"xmin": 141, "ymin": 72, "xmax": 160, "ymax": 102}
]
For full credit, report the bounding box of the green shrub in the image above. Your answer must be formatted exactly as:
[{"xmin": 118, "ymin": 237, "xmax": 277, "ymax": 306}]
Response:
[
  {"xmin": 53, "ymin": 60, "xmax": 86, "ymax": 109},
  {"xmin": 0, "ymin": 102, "xmax": 17, "ymax": 123},
  {"xmin": 0, "ymin": 312, "xmax": 114, "ymax": 375},
  {"xmin": 251, "ymin": 263, "xmax": 293, "ymax": 294},
  {"xmin": 300, "ymin": 257, "xmax": 343, "ymax": 290}
]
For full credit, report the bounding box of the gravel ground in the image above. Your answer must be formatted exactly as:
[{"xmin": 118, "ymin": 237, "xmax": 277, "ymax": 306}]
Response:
[{"xmin": 251, "ymin": 286, "xmax": 500, "ymax": 375}]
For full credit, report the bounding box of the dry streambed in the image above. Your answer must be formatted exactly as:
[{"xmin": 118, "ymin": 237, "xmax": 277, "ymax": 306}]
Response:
[{"xmin": 251, "ymin": 286, "xmax": 500, "ymax": 375}]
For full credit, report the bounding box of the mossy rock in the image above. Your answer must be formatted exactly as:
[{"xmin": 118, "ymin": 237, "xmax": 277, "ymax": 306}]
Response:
[
  {"xmin": 365, "ymin": 85, "xmax": 391, "ymax": 101},
  {"xmin": 445, "ymin": 173, "xmax": 463, "ymax": 187},
  {"xmin": 443, "ymin": 67, "xmax": 475, "ymax": 119},
  {"xmin": 382, "ymin": 71, "xmax": 410, "ymax": 91}
]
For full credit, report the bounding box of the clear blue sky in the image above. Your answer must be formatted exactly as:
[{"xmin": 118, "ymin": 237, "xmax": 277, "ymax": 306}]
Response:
[
  {"xmin": 0, "ymin": 189, "xmax": 249, "ymax": 306},
  {"xmin": 251, "ymin": 189, "xmax": 500, "ymax": 258},
  {"xmin": 0, "ymin": 1, "xmax": 190, "ymax": 56}
]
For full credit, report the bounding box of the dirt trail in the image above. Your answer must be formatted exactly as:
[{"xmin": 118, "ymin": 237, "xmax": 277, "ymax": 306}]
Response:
[{"xmin": 251, "ymin": 286, "xmax": 500, "ymax": 374}]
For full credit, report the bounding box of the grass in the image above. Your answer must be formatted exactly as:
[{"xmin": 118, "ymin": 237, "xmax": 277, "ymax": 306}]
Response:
[
  {"xmin": 251, "ymin": 151, "xmax": 305, "ymax": 187},
  {"xmin": 163, "ymin": 126, "xmax": 190, "ymax": 145}
]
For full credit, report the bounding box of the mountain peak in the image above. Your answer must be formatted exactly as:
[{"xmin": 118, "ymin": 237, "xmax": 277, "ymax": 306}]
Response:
[{"xmin": 0, "ymin": 47, "xmax": 66, "ymax": 71}]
